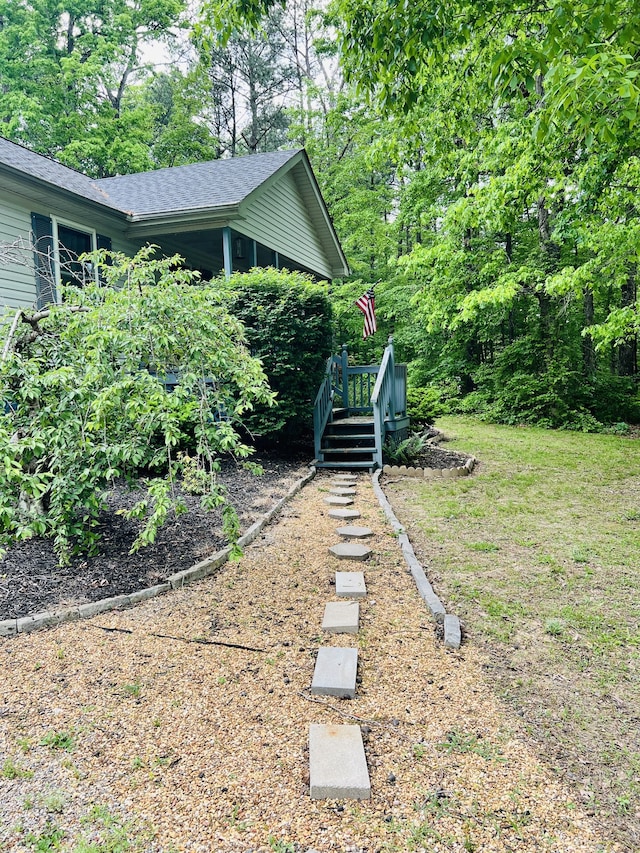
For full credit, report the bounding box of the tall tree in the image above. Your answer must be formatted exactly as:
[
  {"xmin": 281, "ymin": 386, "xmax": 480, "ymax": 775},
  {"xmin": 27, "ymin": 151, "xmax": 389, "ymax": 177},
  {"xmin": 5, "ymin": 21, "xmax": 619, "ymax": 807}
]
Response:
[
  {"xmin": 195, "ymin": 7, "xmax": 297, "ymax": 156},
  {"xmin": 318, "ymin": 0, "xmax": 640, "ymax": 425},
  {"xmin": 0, "ymin": 0, "xmax": 185, "ymax": 176}
]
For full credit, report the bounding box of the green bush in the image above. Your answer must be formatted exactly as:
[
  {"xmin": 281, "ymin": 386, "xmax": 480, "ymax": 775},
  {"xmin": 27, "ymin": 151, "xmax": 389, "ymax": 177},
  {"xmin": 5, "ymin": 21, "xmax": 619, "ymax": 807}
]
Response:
[
  {"xmin": 406, "ymin": 385, "xmax": 448, "ymax": 425},
  {"xmin": 224, "ymin": 268, "xmax": 333, "ymax": 442},
  {"xmin": 383, "ymin": 431, "xmax": 428, "ymax": 465},
  {"xmin": 0, "ymin": 248, "xmax": 273, "ymax": 562}
]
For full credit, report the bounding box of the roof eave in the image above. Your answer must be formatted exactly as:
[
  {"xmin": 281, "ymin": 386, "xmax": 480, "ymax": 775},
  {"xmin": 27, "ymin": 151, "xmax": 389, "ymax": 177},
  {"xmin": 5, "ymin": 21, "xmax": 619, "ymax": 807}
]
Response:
[
  {"xmin": 296, "ymin": 152, "xmax": 350, "ymax": 277},
  {"xmin": 238, "ymin": 150, "xmax": 350, "ymax": 278},
  {"xmin": 0, "ymin": 162, "xmax": 126, "ymax": 217},
  {"xmin": 125, "ymin": 204, "xmax": 242, "ymax": 237}
]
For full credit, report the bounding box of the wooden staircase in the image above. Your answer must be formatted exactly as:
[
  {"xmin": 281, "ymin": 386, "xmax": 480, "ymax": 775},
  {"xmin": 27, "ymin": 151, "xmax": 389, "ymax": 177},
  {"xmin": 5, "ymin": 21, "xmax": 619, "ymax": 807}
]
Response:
[
  {"xmin": 313, "ymin": 338, "xmax": 410, "ymax": 472},
  {"xmin": 315, "ymin": 414, "xmax": 377, "ymax": 471}
]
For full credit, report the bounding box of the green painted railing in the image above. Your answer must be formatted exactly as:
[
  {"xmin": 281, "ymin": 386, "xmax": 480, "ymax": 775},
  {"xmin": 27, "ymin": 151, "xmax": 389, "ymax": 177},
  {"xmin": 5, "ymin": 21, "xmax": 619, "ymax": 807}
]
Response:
[
  {"xmin": 371, "ymin": 337, "xmax": 397, "ymax": 467},
  {"xmin": 313, "ymin": 356, "xmax": 335, "ymax": 461},
  {"xmin": 313, "ymin": 338, "xmax": 407, "ymax": 466}
]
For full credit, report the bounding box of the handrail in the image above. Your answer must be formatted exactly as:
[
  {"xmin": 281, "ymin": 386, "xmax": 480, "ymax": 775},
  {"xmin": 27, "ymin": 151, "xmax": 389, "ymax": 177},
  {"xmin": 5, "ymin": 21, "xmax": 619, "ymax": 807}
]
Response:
[
  {"xmin": 313, "ymin": 338, "xmax": 406, "ymax": 468},
  {"xmin": 370, "ymin": 336, "xmax": 396, "ymax": 468},
  {"xmin": 313, "ymin": 359, "xmax": 334, "ymax": 461}
]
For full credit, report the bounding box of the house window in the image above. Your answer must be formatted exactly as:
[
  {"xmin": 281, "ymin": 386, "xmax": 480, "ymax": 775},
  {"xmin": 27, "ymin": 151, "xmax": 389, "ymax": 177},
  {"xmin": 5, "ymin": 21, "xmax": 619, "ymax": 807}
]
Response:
[
  {"xmin": 53, "ymin": 219, "xmax": 97, "ymax": 289},
  {"xmin": 31, "ymin": 213, "xmax": 112, "ymax": 308}
]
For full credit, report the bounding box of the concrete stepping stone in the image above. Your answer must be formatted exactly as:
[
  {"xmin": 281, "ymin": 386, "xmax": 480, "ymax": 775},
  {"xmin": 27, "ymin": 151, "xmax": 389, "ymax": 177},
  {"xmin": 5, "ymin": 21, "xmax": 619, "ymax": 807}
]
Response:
[
  {"xmin": 332, "ymin": 479, "xmax": 357, "ymax": 487},
  {"xmin": 335, "ymin": 571, "xmax": 366, "ymax": 598},
  {"xmin": 311, "ymin": 647, "xmax": 358, "ymax": 698},
  {"xmin": 329, "ymin": 487, "xmax": 357, "ymax": 496},
  {"xmin": 328, "ymin": 508, "xmax": 361, "ymax": 520},
  {"xmin": 329, "ymin": 542, "xmax": 371, "ymax": 561},
  {"xmin": 322, "ymin": 600, "xmax": 359, "ymax": 633},
  {"xmin": 309, "ymin": 724, "xmax": 371, "ymax": 800},
  {"xmin": 324, "ymin": 496, "xmax": 354, "ymax": 506},
  {"xmin": 336, "ymin": 525, "xmax": 373, "ymax": 539}
]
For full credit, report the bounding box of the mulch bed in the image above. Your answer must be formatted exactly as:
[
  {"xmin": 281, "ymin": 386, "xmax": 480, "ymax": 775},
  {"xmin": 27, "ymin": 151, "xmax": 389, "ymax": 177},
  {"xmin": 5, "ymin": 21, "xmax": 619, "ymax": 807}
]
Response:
[
  {"xmin": 409, "ymin": 445, "xmax": 471, "ymax": 469},
  {"xmin": 0, "ymin": 453, "xmax": 310, "ymax": 621}
]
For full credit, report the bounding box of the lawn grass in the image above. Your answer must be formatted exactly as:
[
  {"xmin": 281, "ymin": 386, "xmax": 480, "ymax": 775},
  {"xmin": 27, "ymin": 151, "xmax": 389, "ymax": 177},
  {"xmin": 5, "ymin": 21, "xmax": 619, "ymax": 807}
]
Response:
[{"xmin": 384, "ymin": 416, "xmax": 640, "ymax": 848}]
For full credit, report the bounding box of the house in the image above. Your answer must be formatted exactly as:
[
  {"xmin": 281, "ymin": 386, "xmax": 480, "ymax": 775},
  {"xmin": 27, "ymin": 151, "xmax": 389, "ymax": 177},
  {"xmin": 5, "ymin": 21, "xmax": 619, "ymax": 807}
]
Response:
[{"xmin": 0, "ymin": 135, "xmax": 349, "ymax": 310}]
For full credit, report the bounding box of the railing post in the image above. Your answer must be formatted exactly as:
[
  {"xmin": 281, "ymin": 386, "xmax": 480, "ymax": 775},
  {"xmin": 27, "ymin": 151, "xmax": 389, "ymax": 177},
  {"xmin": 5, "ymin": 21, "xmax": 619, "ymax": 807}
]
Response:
[
  {"xmin": 341, "ymin": 343, "xmax": 349, "ymax": 410},
  {"xmin": 388, "ymin": 335, "xmax": 397, "ymax": 421}
]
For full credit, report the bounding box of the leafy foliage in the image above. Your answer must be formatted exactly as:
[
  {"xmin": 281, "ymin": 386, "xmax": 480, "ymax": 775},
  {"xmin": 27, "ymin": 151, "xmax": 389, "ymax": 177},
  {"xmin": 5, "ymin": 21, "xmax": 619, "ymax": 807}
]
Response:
[
  {"xmin": 0, "ymin": 248, "xmax": 273, "ymax": 563},
  {"xmin": 310, "ymin": 0, "xmax": 640, "ymax": 429},
  {"xmin": 382, "ymin": 431, "xmax": 428, "ymax": 466},
  {"xmin": 0, "ymin": 0, "xmax": 187, "ymax": 176},
  {"xmin": 224, "ymin": 268, "xmax": 333, "ymax": 441}
]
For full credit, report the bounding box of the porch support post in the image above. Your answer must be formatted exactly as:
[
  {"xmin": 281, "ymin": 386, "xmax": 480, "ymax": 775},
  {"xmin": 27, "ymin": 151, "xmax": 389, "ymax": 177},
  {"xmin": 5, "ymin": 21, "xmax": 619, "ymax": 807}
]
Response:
[
  {"xmin": 274, "ymin": 250, "xmax": 280, "ymax": 269},
  {"xmin": 252, "ymin": 239, "xmax": 258, "ymax": 267},
  {"xmin": 341, "ymin": 343, "xmax": 349, "ymax": 410},
  {"xmin": 222, "ymin": 226, "xmax": 233, "ymax": 278}
]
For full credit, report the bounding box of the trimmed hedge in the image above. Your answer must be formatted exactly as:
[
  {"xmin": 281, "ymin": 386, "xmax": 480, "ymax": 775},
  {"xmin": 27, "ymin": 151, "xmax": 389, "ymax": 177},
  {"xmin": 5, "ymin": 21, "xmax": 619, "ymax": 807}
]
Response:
[{"xmin": 225, "ymin": 268, "xmax": 333, "ymax": 442}]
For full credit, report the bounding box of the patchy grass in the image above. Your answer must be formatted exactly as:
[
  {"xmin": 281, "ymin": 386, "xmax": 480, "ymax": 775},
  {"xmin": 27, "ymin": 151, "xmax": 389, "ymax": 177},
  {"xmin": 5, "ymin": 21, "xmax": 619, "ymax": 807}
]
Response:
[
  {"xmin": 384, "ymin": 416, "xmax": 640, "ymax": 849},
  {"xmin": 1, "ymin": 758, "xmax": 34, "ymax": 780}
]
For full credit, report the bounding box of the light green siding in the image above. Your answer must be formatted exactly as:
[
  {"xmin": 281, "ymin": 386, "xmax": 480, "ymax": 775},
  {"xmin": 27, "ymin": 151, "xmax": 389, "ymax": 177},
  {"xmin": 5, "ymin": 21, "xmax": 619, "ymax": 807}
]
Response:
[
  {"xmin": 0, "ymin": 197, "xmax": 38, "ymax": 309},
  {"xmin": 111, "ymin": 234, "xmax": 144, "ymax": 258},
  {"xmin": 240, "ymin": 171, "xmax": 333, "ymax": 279}
]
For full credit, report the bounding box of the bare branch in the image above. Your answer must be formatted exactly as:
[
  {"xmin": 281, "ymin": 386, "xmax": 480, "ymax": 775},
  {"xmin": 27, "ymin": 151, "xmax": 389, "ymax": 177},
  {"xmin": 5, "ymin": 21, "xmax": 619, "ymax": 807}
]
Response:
[{"xmin": 1, "ymin": 309, "xmax": 24, "ymax": 364}]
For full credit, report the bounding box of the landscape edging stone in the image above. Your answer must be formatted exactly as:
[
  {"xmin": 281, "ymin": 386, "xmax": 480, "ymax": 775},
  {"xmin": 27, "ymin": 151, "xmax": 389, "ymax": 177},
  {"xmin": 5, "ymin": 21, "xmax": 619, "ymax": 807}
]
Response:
[
  {"xmin": 1, "ymin": 465, "xmax": 317, "ymax": 637},
  {"xmin": 383, "ymin": 429, "xmax": 476, "ymax": 480},
  {"xmin": 371, "ymin": 469, "xmax": 459, "ymax": 644}
]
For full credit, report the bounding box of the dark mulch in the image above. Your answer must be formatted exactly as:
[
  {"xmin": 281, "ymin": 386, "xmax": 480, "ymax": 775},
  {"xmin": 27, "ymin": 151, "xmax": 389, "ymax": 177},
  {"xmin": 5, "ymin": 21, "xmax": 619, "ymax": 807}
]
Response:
[
  {"xmin": 410, "ymin": 444, "xmax": 471, "ymax": 469},
  {"xmin": 0, "ymin": 453, "xmax": 310, "ymax": 621}
]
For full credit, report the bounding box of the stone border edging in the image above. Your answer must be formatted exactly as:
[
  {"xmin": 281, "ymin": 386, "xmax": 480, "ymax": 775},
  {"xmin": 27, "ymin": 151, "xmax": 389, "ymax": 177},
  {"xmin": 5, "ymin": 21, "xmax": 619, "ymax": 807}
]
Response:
[
  {"xmin": 371, "ymin": 469, "xmax": 461, "ymax": 649},
  {"xmin": 0, "ymin": 465, "xmax": 318, "ymax": 638}
]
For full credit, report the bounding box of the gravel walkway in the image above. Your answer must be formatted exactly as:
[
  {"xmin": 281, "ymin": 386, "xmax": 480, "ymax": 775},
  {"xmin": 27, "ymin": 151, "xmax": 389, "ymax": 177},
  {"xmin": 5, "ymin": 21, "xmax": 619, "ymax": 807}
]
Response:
[{"xmin": 0, "ymin": 472, "xmax": 614, "ymax": 852}]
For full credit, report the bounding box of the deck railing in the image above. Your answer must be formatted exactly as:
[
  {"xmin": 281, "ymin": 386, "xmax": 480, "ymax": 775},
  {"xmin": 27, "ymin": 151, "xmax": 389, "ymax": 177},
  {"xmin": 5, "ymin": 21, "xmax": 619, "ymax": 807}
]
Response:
[
  {"xmin": 371, "ymin": 337, "xmax": 398, "ymax": 467},
  {"xmin": 313, "ymin": 355, "xmax": 335, "ymax": 461},
  {"xmin": 313, "ymin": 338, "xmax": 407, "ymax": 466}
]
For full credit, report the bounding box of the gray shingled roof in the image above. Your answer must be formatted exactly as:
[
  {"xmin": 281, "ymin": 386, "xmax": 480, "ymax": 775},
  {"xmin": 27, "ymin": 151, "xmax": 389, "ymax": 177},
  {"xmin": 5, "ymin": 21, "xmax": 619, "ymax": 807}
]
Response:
[
  {"xmin": 0, "ymin": 136, "xmax": 124, "ymax": 212},
  {"xmin": 0, "ymin": 136, "xmax": 302, "ymax": 217},
  {"xmin": 94, "ymin": 150, "xmax": 301, "ymax": 216}
]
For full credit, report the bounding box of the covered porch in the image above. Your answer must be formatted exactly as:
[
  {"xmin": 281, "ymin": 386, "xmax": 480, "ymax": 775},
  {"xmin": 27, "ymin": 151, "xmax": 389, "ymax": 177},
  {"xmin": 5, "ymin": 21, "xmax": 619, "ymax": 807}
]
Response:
[{"xmin": 130, "ymin": 225, "xmax": 323, "ymax": 282}]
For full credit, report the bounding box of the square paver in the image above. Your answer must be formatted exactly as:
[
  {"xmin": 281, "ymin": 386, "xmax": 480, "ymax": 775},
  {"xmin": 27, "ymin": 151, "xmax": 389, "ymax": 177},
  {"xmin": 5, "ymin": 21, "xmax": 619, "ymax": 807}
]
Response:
[
  {"xmin": 309, "ymin": 724, "xmax": 370, "ymax": 800},
  {"xmin": 322, "ymin": 601, "xmax": 359, "ymax": 634},
  {"xmin": 311, "ymin": 647, "xmax": 358, "ymax": 698},
  {"xmin": 335, "ymin": 571, "xmax": 366, "ymax": 599}
]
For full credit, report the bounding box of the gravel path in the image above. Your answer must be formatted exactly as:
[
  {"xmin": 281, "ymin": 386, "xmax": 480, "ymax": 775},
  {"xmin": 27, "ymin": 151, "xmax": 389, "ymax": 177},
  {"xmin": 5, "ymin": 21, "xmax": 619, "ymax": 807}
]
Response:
[{"xmin": 0, "ymin": 472, "xmax": 614, "ymax": 852}]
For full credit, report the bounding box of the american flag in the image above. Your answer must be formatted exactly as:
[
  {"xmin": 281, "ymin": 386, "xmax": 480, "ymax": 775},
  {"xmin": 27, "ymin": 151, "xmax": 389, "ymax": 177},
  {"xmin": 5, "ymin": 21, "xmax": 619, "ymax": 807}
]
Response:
[{"xmin": 355, "ymin": 287, "xmax": 377, "ymax": 339}]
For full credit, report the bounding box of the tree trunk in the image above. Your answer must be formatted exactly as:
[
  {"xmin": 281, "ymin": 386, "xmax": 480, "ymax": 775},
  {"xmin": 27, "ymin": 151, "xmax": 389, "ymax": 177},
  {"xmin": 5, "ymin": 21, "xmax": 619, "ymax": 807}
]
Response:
[
  {"xmin": 582, "ymin": 288, "xmax": 596, "ymax": 377},
  {"xmin": 617, "ymin": 266, "xmax": 638, "ymax": 377}
]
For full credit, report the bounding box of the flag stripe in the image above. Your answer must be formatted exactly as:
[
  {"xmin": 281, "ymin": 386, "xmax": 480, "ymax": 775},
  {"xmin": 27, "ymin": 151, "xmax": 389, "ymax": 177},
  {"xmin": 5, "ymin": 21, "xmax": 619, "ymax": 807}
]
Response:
[{"xmin": 356, "ymin": 288, "xmax": 377, "ymax": 339}]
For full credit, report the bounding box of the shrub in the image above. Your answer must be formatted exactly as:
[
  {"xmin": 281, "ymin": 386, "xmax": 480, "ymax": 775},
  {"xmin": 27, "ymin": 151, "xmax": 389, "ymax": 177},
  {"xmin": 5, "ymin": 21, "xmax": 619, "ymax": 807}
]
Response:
[
  {"xmin": 0, "ymin": 247, "xmax": 273, "ymax": 563},
  {"xmin": 406, "ymin": 385, "xmax": 448, "ymax": 425},
  {"xmin": 224, "ymin": 268, "xmax": 333, "ymax": 442},
  {"xmin": 383, "ymin": 431, "xmax": 428, "ymax": 465}
]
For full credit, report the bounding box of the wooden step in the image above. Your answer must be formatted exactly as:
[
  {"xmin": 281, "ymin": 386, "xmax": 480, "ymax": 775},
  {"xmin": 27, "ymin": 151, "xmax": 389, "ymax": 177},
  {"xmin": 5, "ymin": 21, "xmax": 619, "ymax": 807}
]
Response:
[
  {"xmin": 322, "ymin": 433, "xmax": 375, "ymax": 442},
  {"xmin": 315, "ymin": 461, "xmax": 376, "ymax": 471},
  {"xmin": 321, "ymin": 446, "xmax": 376, "ymax": 455}
]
